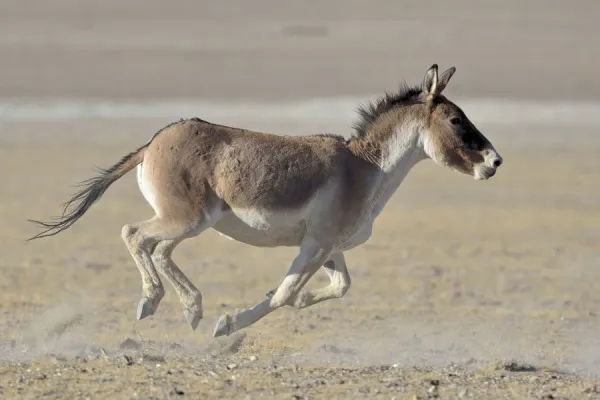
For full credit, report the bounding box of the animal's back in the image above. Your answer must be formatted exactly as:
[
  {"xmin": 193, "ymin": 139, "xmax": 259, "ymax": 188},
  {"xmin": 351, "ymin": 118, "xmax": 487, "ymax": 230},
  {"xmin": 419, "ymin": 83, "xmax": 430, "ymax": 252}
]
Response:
[
  {"xmin": 204, "ymin": 122, "xmax": 348, "ymax": 211},
  {"xmin": 143, "ymin": 119, "xmax": 350, "ymax": 242}
]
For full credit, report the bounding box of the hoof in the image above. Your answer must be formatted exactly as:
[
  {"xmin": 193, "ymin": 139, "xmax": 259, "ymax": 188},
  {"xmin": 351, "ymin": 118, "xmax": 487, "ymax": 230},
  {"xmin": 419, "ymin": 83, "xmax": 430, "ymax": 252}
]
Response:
[
  {"xmin": 265, "ymin": 289, "xmax": 276, "ymax": 299},
  {"xmin": 136, "ymin": 297, "xmax": 158, "ymax": 320},
  {"xmin": 213, "ymin": 314, "xmax": 233, "ymax": 338},
  {"xmin": 183, "ymin": 307, "xmax": 203, "ymax": 331}
]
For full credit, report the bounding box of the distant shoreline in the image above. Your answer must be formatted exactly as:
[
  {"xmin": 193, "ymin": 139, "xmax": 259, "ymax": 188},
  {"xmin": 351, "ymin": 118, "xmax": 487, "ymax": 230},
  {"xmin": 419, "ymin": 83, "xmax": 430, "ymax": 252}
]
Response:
[{"xmin": 1, "ymin": 97, "xmax": 599, "ymax": 127}]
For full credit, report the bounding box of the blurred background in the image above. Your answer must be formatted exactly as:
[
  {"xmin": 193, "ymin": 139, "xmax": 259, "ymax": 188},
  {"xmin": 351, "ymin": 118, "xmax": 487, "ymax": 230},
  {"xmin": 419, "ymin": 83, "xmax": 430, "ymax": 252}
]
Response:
[
  {"xmin": 0, "ymin": 0, "xmax": 599, "ymax": 388},
  {"xmin": 1, "ymin": 0, "xmax": 599, "ymax": 102}
]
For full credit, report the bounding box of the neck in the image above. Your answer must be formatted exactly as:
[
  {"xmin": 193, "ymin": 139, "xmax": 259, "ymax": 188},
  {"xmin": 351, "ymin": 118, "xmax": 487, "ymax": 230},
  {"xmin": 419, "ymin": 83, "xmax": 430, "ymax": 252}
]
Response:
[{"xmin": 347, "ymin": 118, "xmax": 426, "ymax": 216}]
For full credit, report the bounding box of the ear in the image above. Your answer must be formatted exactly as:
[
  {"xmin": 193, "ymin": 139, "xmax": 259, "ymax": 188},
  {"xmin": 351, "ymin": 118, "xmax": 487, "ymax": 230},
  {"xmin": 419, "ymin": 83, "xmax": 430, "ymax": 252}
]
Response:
[
  {"xmin": 435, "ymin": 66, "xmax": 456, "ymax": 95},
  {"xmin": 422, "ymin": 64, "xmax": 439, "ymax": 96}
]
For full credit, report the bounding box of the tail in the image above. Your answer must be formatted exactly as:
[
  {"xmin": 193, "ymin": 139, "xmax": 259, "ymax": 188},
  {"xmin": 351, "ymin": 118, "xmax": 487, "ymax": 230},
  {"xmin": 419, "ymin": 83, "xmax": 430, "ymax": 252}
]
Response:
[{"xmin": 27, "ymin": 144, "xmax": 148, "ymax": 240}]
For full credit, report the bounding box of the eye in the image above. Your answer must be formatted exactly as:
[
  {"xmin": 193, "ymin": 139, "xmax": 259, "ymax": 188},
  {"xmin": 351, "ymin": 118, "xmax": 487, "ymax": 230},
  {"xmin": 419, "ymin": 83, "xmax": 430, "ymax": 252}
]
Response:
[{"xmin": 450, "ymin": 117, "xmax": 462, "ymax": 125}]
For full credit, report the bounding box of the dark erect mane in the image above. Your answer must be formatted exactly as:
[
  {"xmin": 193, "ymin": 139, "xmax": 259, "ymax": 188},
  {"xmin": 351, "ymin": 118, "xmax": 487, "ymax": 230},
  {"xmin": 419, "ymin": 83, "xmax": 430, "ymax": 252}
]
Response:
[{"xmin": 351, "ymin": 83, "xmax": 422, "ymax": 139}]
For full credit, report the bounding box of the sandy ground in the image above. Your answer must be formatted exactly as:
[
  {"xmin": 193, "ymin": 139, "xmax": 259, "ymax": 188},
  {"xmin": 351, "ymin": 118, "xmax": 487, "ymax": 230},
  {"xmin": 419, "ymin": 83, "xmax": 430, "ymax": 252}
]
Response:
[{"xmin": 1, "ymin": 1, "xmax": 600, "ymax": 399}]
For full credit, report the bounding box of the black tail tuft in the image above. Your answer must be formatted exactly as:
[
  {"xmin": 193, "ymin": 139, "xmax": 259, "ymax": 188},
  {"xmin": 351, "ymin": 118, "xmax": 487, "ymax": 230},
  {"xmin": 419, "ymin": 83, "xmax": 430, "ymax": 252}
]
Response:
[{"xmin": 27, "ymin": 149, "xmax": 142, "ymax": 241}]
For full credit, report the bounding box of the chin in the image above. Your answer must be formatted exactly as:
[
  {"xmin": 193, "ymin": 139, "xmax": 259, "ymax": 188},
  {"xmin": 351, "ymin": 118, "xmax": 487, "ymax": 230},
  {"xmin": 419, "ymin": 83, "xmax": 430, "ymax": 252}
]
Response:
[{"xmin": 474, "ymin": 167, "xmax": 496, "ymax": 180}]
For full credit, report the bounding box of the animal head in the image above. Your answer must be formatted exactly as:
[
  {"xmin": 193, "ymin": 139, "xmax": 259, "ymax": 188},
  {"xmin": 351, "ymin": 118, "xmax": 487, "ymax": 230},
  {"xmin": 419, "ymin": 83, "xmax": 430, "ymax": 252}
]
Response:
[{"xmin": 419, "ymin": 64, "xmax": 503, "ymax": 180}]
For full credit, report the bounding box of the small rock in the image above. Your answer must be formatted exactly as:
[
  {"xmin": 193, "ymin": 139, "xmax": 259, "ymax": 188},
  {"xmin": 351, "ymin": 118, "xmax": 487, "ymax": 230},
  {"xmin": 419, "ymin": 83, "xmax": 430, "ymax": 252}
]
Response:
[
  {"xmin": 357, "ymin": 386, "xmax": 370, "ymax": 394},
  {"xmin": 171, "ymin": 387, "xmax": 185, "ymax": 396},
  {"xmin": 119, "ymin": 338, "xmax": 141, "ymax": 350},
  {"xmin": 428, "ymin": 385, "xmax": 438, "ymax": 394},
  {"xmin": 583, "ymin": 385, "xmax": 598, "ymax": 393},
  {"xmin": 249, "ymin": 355, "xmax": 258, "ymax": 362},
  {"xmin": 122, "ymin": 355, "xmax": 134, "ymax": 366},
  {"xmin": 227, "ymin": 363, "xmax": 237, "ymax": 370}
]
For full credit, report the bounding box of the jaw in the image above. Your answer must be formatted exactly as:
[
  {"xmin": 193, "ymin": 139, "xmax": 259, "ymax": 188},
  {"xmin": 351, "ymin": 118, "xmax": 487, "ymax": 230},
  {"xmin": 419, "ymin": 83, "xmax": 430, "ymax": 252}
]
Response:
[
  {"xmin": 426, "ymin": 152, "xmax": 498, "ymax": 181},
  {"xmin": 473, "ymin": 165, "xmax": 497, "ymax": 180}
]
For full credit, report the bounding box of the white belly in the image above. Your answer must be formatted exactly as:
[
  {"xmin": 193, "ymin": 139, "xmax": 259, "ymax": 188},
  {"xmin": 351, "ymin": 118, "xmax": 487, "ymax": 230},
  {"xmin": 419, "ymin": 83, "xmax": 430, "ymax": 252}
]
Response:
[{"xmin": 212, "ymin": 207, "xmax": 308, "ymax": 247}]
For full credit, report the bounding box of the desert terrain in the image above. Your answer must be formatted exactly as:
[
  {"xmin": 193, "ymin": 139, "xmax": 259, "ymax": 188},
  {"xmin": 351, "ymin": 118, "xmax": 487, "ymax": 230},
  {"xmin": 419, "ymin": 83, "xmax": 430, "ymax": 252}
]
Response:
[{"xmin": 1, "ymin": 1, "xmax": 599, "ymax": 399}]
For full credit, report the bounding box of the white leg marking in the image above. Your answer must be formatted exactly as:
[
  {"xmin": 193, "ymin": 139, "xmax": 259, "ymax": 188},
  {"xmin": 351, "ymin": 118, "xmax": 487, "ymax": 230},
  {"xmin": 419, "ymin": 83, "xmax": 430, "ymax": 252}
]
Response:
[
  {"xmin": 293, "ymin": 252, "xmax": 351, "ymax": 308},
  {"xmin": 213, "ymin": 238, "xmax": 331, "ymax": 337},
  {"xmin": 265, "ymin": 252, "xmax": 351, "ymax": 308}
]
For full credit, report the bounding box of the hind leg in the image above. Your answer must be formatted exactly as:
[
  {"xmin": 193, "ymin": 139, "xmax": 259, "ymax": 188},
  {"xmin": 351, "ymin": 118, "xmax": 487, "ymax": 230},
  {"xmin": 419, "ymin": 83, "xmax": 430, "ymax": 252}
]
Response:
[
  {"xmin": 151, "ymin": 237, "xmax": 206, "ymax": 330},
  {"xmin": 121, "ymin": 215, "xmax": 208, "ymax": 322},
  {"xmin": 121, "ymin": 222, "xmax": 165, "ymax": 320}
]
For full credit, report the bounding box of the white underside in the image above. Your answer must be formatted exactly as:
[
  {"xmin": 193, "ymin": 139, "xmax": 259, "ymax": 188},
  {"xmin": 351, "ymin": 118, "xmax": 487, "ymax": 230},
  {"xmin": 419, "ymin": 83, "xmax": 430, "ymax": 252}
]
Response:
[
  {"xmin": 211, "ymin": 202, "xmax": 376, "ymax": 251},
  {"xmin": 212, "ymin": 206, "xmax": 310, "ymax": 248}
]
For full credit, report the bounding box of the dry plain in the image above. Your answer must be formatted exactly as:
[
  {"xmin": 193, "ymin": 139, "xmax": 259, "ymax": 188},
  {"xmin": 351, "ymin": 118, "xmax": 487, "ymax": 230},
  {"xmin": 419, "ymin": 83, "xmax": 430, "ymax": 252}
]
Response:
[{"xmin": 1, "ymin": 1, "xmax": 600, "ymax": 399}]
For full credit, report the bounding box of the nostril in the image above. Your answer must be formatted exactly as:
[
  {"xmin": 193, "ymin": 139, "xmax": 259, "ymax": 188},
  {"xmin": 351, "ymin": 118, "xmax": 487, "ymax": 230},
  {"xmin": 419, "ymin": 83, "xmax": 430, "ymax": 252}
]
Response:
[{"xmin": 492, "ymin": 158, "xmax": 502, "ymax": 168}]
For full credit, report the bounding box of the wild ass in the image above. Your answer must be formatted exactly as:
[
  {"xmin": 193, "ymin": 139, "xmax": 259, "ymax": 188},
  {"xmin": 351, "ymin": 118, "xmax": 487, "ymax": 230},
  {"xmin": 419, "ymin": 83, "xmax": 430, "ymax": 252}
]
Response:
[{"xmin": 29, "ymin": 64, "xmax": 503, "ymax": 338}]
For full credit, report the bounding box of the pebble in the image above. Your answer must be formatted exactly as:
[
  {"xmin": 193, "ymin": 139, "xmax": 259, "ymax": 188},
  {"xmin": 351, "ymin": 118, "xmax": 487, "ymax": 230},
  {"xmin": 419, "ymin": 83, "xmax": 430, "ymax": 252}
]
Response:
[{"xmin": 119, "ymin": 338, "xmax": 141, "ymax": 350}]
